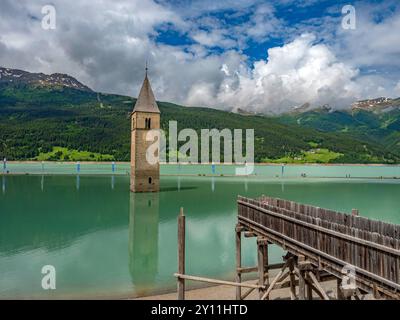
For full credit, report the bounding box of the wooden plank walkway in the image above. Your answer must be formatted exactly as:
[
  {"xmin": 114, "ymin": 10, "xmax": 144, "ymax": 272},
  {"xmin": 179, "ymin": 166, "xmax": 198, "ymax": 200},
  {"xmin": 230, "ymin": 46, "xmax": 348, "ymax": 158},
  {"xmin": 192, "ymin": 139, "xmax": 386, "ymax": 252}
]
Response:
[{"xmin": 237, "ymin": 195, "xmax": 400, "ymax": 299}]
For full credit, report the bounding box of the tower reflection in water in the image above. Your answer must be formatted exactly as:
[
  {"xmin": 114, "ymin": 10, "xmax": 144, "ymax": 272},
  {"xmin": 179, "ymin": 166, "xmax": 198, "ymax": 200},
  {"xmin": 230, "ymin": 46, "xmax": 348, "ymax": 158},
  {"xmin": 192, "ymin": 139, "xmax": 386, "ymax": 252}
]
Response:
[
  {"xmin": 2, "ymin": 175, "xmax": 5, "ymax": 194},
  {"xmin": 129, "ymin": 192, "xmax": 159, "ymax": 295}
]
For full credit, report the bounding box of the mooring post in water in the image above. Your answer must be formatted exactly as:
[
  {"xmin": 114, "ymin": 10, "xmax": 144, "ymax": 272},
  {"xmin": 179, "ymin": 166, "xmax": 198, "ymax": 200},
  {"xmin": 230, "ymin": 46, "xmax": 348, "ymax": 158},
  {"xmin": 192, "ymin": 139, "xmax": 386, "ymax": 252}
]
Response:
[
  {"xmin": 177, "ymin": 207, "xmax": 186, "ymax": 300},
  {"xmin": 235, "ymin": 224, "xmax": 242, "ymax": 300}
]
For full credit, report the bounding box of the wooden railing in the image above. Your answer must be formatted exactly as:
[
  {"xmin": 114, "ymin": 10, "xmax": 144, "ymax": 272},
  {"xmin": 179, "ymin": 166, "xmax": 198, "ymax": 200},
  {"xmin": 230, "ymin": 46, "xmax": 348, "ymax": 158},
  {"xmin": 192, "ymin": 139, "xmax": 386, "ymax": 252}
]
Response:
[{"xmin": 257, "ymin": 195, "xmax": 400, "ymax": 238}]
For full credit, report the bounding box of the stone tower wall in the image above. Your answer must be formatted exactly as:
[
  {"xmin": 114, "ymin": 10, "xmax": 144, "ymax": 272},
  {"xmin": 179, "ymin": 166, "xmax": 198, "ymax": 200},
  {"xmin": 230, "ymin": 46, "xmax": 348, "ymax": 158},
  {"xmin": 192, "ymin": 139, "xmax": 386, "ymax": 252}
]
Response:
[{"xmin": 130, "ymin": 111, "xmax": 160, "ymax": 192}]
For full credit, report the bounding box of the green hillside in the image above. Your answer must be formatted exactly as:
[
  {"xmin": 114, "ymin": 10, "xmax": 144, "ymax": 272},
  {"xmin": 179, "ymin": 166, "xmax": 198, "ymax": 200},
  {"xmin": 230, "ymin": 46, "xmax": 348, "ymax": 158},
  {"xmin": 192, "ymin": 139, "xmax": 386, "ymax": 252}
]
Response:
[
  {"xmin": 1, "ymin": 75, "xmax": 400, "ymax": 164},
  {"xmin": 277, "ymin": 105, "xmax": 400, "ymax": 157}
]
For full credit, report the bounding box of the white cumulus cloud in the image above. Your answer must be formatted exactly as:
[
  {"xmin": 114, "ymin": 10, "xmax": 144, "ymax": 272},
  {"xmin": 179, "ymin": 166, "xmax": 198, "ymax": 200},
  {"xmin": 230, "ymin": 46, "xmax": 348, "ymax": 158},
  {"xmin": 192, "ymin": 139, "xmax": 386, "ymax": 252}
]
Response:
[
  {"xmin": 0, "ymin": 0, "xmax": 399, "ymax": 115},
  {"xmin": 189, "ymin": 34, "xmax": 362, "ymax": 114}
]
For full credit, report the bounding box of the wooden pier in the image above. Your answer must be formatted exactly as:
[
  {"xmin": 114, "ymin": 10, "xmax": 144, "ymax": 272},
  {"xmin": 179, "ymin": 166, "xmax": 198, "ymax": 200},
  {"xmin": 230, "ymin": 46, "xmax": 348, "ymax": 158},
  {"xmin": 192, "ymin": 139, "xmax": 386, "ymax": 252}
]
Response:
[{"xmin": 175, "ymin": 196, "xmax": 400, "ymax": 300}]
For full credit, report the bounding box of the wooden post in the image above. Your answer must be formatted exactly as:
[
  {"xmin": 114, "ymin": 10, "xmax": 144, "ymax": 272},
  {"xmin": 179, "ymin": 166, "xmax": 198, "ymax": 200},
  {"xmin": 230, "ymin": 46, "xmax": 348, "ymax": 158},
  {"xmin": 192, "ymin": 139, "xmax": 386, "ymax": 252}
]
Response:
[
  {"xmin": 306, "ymin": 273, "xmax": 313, "ymax": 300},
  {"xmin": 337, "ymin": 278, "xmax": 344, "ymax": 300},
  {"xmin": 297, "ymin": 255, "xmax": 306, "ymax": 300},
  {"xmin": 288, "ymin": 257, "xmax": 296, "ymax": 300},
  {"xmin": 235, "ymin": 224, "xmax": 242, "ymax": 300},
  {"xmin": 298, "ymin": 270, "xmax": 306, "ymax": 300},
  {"xmin": 373, "ymin": 284, "xmax": 381, "ymax": 299},
  {"xmin": 257, "ymin": 238, "xmax": 266, "ymax": 299},
  {"xmin": 264, "ymin": 241, "xmax": 269, "ymax": 288},
  {"xmin": 177, "ymin": 207, "xmax": 186, "ymax": 300}
]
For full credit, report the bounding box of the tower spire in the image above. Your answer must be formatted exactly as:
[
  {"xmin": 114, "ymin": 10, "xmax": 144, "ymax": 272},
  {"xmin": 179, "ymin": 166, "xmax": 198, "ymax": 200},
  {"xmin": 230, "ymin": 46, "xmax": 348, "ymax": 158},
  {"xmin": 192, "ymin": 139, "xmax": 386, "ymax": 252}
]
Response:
[
  {"xmin": 145, "ymin": 60, "xmax": 148, "ymax": 77},
  {"xmin": 132, "ymin": 63, "xmax": 160, "ymax": 114}
]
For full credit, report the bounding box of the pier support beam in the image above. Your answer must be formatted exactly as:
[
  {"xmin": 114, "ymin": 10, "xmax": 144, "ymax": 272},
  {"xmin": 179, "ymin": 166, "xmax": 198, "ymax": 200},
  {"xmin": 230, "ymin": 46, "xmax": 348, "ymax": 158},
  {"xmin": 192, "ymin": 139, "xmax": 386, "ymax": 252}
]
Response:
[
  {"xmin": 235, "ymin": 224, "xmax": 243, "ymax": 300},
  {"xmin": 298, "ymin": 270, "xmax": 306, "ymax": 300},
  {"xmin": 297, "ymin": 256, "xmax": 318, "ymax": 300},
  {"xmin": 261, "ymin": 259, "xmax": 289, "ymax": 300},
  {"xmin": 288, "ymin": 257, "xmax": 297, "ymax": 300},
  {"xmin": 337, "ymin": 278, "xmax": 344, "ymax": 299},
  {"xmin": 177, "ymin": 208, "xmax": 186, "ymax": 300},
  {"xmin": 306, "ymin": 273, "xmax": 313, "ymax": 300},
  {"xmin": 257, "ymin": 237, "xmax": 269, "ymax": 299},
  {"xmin": 297, "ymin": 256, "xmax": 306, "ymax": 300}
]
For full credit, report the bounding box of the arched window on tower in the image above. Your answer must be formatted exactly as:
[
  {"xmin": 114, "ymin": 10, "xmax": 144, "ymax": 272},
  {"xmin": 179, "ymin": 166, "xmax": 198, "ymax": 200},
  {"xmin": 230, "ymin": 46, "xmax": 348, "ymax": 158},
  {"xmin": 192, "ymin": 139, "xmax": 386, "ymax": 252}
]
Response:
[{"xmin": 145, "ymin": 118, "xmax": 151, "ymax": 129}]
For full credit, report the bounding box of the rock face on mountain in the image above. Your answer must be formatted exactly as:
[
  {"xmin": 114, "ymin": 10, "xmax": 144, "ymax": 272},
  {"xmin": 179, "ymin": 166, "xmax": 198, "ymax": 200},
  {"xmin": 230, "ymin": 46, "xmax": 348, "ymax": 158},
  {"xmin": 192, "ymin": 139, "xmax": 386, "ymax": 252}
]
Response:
[
  {"xmin": 351, "ymin": 97, "xmax": 400, "ymax": 113},
  {"xmin": 0, "ymin": 67, "xmax": 92, "ymax": 92}
]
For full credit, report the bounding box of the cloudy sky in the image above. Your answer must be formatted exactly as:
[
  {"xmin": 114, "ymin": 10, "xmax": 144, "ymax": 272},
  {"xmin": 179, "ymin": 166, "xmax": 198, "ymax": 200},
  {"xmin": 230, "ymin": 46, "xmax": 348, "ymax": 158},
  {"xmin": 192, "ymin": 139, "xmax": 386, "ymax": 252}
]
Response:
[{"xmin": 0, "ymin": 0, "xmax": 399, "ymax": 113}]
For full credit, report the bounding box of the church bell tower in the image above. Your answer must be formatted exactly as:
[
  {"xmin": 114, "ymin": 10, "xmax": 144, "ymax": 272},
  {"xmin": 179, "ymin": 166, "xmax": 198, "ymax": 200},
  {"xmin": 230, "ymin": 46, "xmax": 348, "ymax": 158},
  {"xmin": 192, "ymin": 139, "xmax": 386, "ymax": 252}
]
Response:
[{"xmin": 130, "ymin": 69, "xmax": 160, "ymax": 192}]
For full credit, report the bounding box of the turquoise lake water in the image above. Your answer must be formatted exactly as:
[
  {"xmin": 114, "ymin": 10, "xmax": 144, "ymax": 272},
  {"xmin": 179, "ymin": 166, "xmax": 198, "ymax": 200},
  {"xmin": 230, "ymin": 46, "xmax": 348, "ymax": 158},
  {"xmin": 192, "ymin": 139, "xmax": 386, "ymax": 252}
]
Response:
[
  {"xmin": 1, "ymin": 172, "xmax": 400, "ymax": 299},
  {"xmin": 3, "ymin": 162, "xmax": 400, "ymax": 178}
]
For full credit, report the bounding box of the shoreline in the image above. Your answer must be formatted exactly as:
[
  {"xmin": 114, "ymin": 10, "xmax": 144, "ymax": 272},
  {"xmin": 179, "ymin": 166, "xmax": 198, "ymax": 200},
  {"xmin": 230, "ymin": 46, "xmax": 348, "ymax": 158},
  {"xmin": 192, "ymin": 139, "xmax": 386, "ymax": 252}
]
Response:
[
  {"xmin": 3, "ymin": 162, "xmax": 400, "ymax": 180},
  {"xmin": 3, "ymin": 161, "xmax": 400, "ymax": 167},
  {"xmin": 1, "ymin": 172, "xmax": 400, "ymax": 180}
]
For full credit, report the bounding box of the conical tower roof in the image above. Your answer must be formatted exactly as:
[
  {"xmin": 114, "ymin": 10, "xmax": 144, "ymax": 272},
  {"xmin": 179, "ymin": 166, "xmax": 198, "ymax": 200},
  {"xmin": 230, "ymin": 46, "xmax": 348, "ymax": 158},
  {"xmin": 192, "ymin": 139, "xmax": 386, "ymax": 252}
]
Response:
[{"xmin": 132, "ymin": 72, "xmax": 160, "ymax": 114}]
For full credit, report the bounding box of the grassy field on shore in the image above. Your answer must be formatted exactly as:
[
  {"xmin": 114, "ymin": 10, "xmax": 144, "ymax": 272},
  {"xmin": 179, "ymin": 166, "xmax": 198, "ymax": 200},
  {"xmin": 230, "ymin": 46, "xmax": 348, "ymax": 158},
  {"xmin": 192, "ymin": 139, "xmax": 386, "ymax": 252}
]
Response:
[{"xmin": 34, "ymin": 146, "xmax": 114, "ymax": 161}]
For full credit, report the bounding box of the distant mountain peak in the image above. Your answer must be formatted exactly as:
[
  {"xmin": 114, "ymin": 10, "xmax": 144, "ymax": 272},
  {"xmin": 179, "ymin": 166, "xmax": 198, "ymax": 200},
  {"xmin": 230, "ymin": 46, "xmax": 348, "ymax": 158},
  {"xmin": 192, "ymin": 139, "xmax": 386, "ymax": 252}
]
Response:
[
  {"xmin": 351, "ymin": 97, "xmax": 400, "ymax": 113},
  {"xmin": 0, "ymin": 67, "xmax": 92, "ymax": 92},
  {"xmin": 288, "ymin": 102, "xmax": 332, "ymax": 115},
  {"xmin": 236, "ymin": 107, "xmax": 257, "ymax": 116},
  {"xmin": 286, "ymin": 98, "xmax": 400, "ymax": 115},
  {"xmin": 293, "ymin": 102, "xmax": 311, "ymax": 112}
]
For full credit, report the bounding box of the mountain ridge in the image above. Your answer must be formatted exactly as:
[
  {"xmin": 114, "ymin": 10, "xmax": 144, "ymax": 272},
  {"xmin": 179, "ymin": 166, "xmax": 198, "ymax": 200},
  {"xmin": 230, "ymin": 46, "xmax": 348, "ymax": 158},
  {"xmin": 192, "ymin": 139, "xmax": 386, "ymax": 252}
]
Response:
[
  {"xmin": 0, "ymin": 67, "xmax": 92, "ymax": 92},
  {"xmin": 1, "ymin": 66, "xmax": 399, "ymax": 164},
  {"xmin": 2, "ymin": 66, "xmax": 398, "ymax": 115}
]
